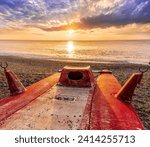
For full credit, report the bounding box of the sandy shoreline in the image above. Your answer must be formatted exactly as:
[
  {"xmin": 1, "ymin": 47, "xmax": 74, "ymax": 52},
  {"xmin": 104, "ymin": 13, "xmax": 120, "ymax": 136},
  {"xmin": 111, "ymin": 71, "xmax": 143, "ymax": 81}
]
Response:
[{"xmin": 0, "ymin": 55, "xmax": 150, "ymax": 129}]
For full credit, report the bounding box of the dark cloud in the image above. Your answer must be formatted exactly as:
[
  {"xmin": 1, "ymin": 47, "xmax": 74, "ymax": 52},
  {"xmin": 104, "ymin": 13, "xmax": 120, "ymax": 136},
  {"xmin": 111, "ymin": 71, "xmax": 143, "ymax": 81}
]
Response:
[
  {"xmin": 81, "ymin": 0, "xmax": 150, "ymax": 28},
  {"xmin": 81, "ymin": 13, "xmax": 150, "ymax": 28}
]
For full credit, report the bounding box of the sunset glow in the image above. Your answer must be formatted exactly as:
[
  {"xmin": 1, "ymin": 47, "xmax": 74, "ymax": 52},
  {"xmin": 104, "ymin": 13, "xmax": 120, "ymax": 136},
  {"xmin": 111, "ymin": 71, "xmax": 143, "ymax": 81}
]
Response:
[
  {"xmin": 68, "ymin": 30, "xmax": 75, "ymax": 34},
  {"xmin": 0, "ymin": 0, "xmax": 150, "ymax": 40}
]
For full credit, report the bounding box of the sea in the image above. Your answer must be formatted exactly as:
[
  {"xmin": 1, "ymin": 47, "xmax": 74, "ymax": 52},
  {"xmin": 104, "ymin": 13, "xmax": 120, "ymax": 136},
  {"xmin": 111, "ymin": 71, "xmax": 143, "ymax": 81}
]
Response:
[{"xmin": 0, "ymin": 40, "xmax": 150, "ymax": 65}]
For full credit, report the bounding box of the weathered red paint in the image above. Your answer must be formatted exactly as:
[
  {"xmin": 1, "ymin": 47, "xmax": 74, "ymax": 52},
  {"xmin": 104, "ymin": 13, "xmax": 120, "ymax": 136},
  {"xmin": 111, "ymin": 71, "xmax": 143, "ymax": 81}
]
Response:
[
  {"xmin": 0, "ymin": 73, "xmax": 59, "ymax": 122},
  {"xmin": 116, "ymin": 73, "xmax": 143, "ymax": 102},
  {"xmin": 0, "ymin": 66, "xmax": 144, "ymax": 130},
  {"xmin": 78, "ymin": 89, "xmax": 95, "ymax": 130},
  {"xmin": 58, "ymin": 66, "xmax": 95, "ymax": 87},
  {"xmin": 5, "ymin": 70, "xmax": 26, "ymax": 96},
  {"xmin": 89, "ymin": 72, "xmax": 144, "ymax": 130}
]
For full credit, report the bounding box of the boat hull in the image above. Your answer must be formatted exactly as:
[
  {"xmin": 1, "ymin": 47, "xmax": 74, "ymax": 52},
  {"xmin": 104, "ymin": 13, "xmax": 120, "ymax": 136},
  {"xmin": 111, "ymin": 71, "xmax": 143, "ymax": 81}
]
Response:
[{"xmin": 0, "ymin": 71, "xmax": 144, "ymax": 130}]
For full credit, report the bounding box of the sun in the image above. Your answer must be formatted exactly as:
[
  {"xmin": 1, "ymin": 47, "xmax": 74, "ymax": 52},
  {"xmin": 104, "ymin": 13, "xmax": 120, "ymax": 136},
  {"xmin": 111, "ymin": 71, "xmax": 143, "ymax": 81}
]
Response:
[{"xmin": 68, "ymin": 29, "xmax": 75, "ymax": 34}]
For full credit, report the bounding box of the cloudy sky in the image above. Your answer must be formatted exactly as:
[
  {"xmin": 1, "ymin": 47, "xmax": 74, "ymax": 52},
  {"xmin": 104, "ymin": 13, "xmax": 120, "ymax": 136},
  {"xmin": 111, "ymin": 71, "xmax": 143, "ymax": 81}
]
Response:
[{"xmin": 0, "ymin": 0, "xmax": 150, "ymax": 40}]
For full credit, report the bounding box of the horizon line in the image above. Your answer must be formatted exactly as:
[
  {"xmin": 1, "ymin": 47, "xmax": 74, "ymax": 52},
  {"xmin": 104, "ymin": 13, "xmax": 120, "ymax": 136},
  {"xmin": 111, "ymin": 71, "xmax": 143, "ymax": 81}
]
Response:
[{"xmin": 0, "ymin": 39, "xmax": 150, "ymax": 41}]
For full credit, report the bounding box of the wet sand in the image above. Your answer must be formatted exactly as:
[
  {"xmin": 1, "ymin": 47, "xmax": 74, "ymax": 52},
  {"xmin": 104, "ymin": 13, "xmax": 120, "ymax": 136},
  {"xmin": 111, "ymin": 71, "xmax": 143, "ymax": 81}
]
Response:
[{"xmin": 0, "ymin": 56, "xmax": 150, "ymax": 129}]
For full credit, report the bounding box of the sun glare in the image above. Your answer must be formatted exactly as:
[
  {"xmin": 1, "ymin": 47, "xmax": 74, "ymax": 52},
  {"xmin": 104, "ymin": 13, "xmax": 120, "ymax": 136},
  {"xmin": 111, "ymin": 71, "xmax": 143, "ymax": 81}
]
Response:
[
  {"xmin": 67, "ymin": 41, "xmax": 74, "ymax": 58},
  {"xmin": 68, "ymin": 29, "xmax": 75, "ymax": 34}
]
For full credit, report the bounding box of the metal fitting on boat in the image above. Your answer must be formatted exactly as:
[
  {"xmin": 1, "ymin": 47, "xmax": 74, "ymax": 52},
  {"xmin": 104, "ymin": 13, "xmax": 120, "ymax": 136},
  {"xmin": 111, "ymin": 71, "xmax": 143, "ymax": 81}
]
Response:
[
  {"xmin": 58, "ymin": 66, "xmax": 95, "ymax": 87},
  {"xmin": 0, "ymin": 62, "xmax": 26, "ymax": 96}
]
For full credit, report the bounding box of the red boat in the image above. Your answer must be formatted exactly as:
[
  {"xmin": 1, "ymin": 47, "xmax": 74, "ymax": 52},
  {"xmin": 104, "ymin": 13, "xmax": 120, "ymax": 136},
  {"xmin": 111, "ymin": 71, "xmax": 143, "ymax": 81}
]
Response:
[{"xmin": 0, "ymin": 63, "xmax": 147, "ymax": 130}]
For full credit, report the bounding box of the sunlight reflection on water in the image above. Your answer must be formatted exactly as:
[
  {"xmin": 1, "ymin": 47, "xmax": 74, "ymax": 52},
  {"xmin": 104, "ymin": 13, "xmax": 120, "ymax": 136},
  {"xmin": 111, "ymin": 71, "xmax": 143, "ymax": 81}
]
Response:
[
  {"xmin": 66, "ymin": 41, "xmax": 74, "ymax": 58},
  {"xmin": 0, "ymin": 40, "xmax": 149, "ymax": 64}
]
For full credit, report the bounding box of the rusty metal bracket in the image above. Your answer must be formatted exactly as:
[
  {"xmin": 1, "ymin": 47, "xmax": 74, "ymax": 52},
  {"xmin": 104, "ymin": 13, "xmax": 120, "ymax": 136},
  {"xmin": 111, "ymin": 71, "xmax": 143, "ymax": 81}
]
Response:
[{"xmin": 0, "ymin": 62, "xmax": 8, "ymax": 71}]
